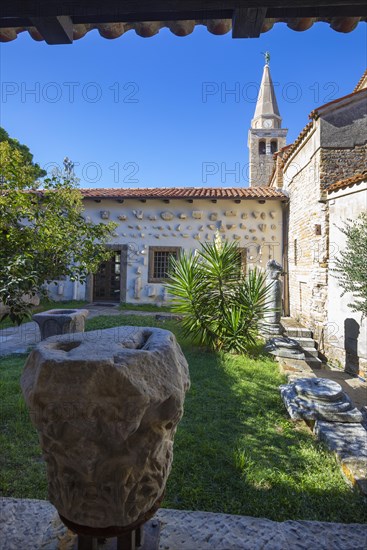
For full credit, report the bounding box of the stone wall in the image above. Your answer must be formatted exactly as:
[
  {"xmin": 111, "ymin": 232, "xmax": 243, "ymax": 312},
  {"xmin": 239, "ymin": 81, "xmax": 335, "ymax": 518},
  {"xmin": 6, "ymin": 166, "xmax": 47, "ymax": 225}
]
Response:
[
  {"xmin": 326, "ymin": 180, "xmax": 367, "ymax": 379},
  {"xmin": 320, "ymin": 144, "xmax": 367, "ymax": 187},
  {"xmin": 46, "ymin": 198, "xmax": 284, "ymax": 305},
  {"xmin": 282, "ymin": 124, "xmax": 329, "ymax": 340}
]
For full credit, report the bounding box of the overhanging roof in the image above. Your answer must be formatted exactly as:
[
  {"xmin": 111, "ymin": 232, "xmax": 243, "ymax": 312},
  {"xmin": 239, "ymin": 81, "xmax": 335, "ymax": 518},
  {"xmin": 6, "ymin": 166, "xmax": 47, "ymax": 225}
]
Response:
[
  {"xmin": 80, "ymin": 187, "xmax": 287, "ymax": 200},
  {"xmin": 0, "ymin": 1, "xmax": 366, "ymax": 44}
]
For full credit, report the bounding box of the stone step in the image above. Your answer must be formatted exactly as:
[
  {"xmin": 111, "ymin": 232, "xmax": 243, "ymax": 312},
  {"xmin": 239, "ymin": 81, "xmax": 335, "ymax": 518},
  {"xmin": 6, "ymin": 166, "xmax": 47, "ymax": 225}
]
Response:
[
  {"xmin": 291, "ymin": 337, "xmax": 317, "ymax": 349},
  {"xmin": 303, "ymin": 347, "xmax": 320, "ymax": 359},
  {"xmin": 285, "ymin": 327, "xmax": 313, "ymax": 338}
]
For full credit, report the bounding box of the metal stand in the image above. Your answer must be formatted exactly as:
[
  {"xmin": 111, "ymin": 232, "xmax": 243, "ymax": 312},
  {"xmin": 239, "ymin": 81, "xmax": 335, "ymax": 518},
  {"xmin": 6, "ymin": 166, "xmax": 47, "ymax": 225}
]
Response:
[
  {"xmin": 66, "ymin": 519, "xmax": 160, "ymax": 550},
  {"xmin": 60, "ymin": 493, "xmax": 163, "ymax": 549}
]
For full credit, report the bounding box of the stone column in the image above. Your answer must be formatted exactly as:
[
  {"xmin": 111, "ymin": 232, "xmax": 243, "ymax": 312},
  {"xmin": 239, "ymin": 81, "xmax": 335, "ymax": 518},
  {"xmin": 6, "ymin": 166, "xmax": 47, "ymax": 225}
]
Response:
[{"xmin": 262, "ymin": 260, "xmax": 283, "ymax": 335}]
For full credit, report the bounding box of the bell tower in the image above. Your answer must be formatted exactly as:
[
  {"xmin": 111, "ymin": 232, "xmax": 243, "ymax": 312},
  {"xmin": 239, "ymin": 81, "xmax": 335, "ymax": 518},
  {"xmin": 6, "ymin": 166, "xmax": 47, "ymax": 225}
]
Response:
[{"xmin": 248, "ymin": 53, "xmax": 287, "ymax": 187}]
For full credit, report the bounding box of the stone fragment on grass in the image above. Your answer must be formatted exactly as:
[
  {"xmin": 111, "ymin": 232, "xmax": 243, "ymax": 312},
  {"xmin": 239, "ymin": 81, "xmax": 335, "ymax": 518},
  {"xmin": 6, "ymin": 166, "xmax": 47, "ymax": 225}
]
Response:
[{"xmin": 280, "ymin": 378, "xmax": 363, "ymax": 423}]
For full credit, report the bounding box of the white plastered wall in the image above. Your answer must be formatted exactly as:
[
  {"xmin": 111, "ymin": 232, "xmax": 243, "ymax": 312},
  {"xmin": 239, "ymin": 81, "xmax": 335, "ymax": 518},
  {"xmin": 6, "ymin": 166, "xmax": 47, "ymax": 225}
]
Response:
[
  {"xmin": 46, "ymin": 197, "xmax": 283, "ymax": 305},
  {"xmin": 327, "ymin": 181, "xmax": 367, "ymax": 376}
]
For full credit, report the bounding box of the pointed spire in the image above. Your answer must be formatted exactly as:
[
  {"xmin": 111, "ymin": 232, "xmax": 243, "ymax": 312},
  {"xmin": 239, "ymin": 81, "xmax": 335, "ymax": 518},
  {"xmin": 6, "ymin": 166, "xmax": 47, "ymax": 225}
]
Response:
[{"xmin": 252, "ymin": 60, "xmax": 280, "ymax": 123}]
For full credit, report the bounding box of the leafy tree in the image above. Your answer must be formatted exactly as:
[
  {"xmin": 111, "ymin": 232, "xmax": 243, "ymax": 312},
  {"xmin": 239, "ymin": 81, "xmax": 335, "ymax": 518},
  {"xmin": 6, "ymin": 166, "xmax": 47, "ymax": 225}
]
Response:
[
  {"xmin": 165, "ymin": 235, "xmax": 272, "ymax": 354},
  {"xmin": 333, "ymin": 212, "xmax": 367, "ymax": 319},
  {"xmin": 0, "ymin": 127, "xmax": 46, "ymax": 181},
  {"xmin": 0, "ymin": 140, "xmax": 116, "ymax": 324}
]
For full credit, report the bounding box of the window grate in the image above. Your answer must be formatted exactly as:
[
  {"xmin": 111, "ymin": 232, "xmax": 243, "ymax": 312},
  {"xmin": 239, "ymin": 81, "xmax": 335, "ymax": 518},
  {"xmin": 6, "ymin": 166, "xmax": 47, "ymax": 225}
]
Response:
[{"xmin": 149, "ymin": 247, "xmax": 180, "ymax": 282}]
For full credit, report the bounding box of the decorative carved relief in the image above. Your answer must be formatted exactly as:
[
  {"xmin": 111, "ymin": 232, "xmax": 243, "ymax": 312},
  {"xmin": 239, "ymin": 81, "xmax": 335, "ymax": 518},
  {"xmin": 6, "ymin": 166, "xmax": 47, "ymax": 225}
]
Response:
[
  {"xmin": 100, "ymin": 211, "xmax": 110, "ymax": 219},
  {"xmin": 269, "ymin": 211, "xmax": 276, "ymax": 219},
  {"xmin": 147, "ymin": 286, "xmax": 156, "ymax": 297},
  {"xmin": 209, "ymin": 213, "xmax": 218, "ymax": 221},
  {"xmin": 233, "ymin": 234, "xmax": 241, "ymax": 240},
  {"xmin": 252, "ymin": 236, "xmax": 258, "ymax": 240},
  {"xmin": 271, "ymin": 224, "xmax": 277, "ymax": 230},
  {"xmin": 192, "ymin": 211, "xmax": 203, "ymax": 219},
  {"xmin": 244, "ymin": 235, "xmax": 249, "ymax": 240},
  {"xmin": 241, "ymin": 213, "xmax": 248, "ymax": 219},
  {"xmin": 118, "ymin": 215, "xmax": 127, "ymax": 221},
  {"xmin": 179, "ymin": 213, "xmax": 187, "ymax": 219},
  {"xmin": 176, "ymin": 224, "xmax": 182, "ymax": 231},
  {"xmin": 218, "ymin": 222, "xmax": 225, "ymax": 233},
  {"xmin": 122, "ymin": 232, "xmax": 127, "ymax": 237},
  {"xmin": 182, "ymin": 233, "xmax": 189, "ymax": 238},
  {"xmin": 128, "ymin": 224, "xmax": 134, "ymax": 229},
  {"xmin": 252, "ymin": 211, "xmax": 259, "ymax": 219},
  {"xmin": 240, "ymin": 223, "xmax": 247, "ymax": 230},
  {"xmin": 260, "ymin": 212, "xmax": 266, "ymax": 220},
  {"xmin": 140, "ymin": 233, "xmax": 145, "ymax": 238},
  {"xmin": 137, "ymin": 225, "xmax": 142, "ymax": 230},
  {"xmin": 271, "ymin": 235, "xmax": 276, "ymax": 241},
  {"xmin": 133, "ymin": 210, "xmax": 143, "ymax": 220},
  {"xmin": 161, "ymin": 212, "xmax": 174, "ymax": 221},
  {"xmin": 134, "ymin": 277, "xmax": 142, "ymax": 299},
  {"xmin": 224, "ymin": 210, "xmax": 236, "ymax": 217},
  {"xmin": 136, "ymin": 266, "xmax": 142, "ymax": 275},
  {"xmin": 208, "ymin": 224, "xmax": 216, "ymax": 231},
  {"xmin": 199, "ymin": 225, "xmax": 204, "ymax": 231},
  {"xmin": 194, "ymin": 234, "xmax": 201, "ymax": 240},
  {"xmin": 249, "ymin": 228, "xmax": 256, "ymax": 233},
  {"xmin": 226, "ymin": 224, "xmax": 236, "ymax": 230},
  {"xmin": 258, "ymin": 224, "xmax": 267, "ymax": 232},
  {"xmin": 149, "ymin": 215, "xmax": 157, "ymax": 221}
]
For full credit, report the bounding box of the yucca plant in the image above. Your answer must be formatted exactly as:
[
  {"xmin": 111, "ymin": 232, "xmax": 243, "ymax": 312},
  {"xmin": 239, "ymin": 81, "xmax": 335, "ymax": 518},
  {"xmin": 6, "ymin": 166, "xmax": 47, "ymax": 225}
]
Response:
[{"xmin": 166, "ymin": 236, "xmax": 273, "ymax": 354}]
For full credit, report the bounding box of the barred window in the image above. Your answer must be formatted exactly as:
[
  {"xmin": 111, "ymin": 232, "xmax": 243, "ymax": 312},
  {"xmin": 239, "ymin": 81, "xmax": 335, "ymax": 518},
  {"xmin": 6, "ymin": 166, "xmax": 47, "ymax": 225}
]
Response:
[{"xmin": 148, "ymin": 247, "xmax": 180, "ymax": 283}]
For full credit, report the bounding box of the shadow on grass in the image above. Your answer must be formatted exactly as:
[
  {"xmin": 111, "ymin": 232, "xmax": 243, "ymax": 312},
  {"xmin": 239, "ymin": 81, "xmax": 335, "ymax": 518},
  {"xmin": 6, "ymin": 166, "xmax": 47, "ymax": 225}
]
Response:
[{"xmin": 1, "ymin": 316, "xmax": 366, "ymax": 523}]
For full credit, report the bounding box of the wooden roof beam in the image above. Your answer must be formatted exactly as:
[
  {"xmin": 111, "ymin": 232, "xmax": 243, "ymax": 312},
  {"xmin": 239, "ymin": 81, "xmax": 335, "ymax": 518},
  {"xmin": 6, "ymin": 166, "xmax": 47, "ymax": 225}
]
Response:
[
  {"xmin": 30, "ymin": 15, "xmax": 73, "ymax": 44},
  {"xmin": 232, "ymin": 7, "xmax": 267, "ymax": 37}
]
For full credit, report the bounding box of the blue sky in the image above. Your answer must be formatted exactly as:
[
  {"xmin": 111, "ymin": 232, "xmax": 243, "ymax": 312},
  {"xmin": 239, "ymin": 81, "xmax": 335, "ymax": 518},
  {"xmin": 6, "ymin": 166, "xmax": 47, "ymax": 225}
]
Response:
[{"xmin": 0, "ymin": 23, "xmax": 366, "ymax": 188}]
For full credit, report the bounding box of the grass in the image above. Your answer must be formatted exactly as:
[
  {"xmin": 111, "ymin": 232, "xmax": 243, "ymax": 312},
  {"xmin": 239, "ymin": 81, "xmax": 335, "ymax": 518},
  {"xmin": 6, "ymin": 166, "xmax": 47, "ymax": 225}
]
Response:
[
  {"xmin": 1, "ymin": 314, "xmax": 366, "ymax": 523},
  {"xmin": 118, "ymin": 302, "xmax": 173, "ymax": 313},
  {"xmin": 0, "ymin": 300, "xmax": 88, "ymax": 329}
]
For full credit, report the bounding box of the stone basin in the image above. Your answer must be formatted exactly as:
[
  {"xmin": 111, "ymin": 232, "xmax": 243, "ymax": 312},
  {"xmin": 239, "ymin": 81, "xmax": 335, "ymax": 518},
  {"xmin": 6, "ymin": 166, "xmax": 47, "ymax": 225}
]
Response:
[
  {"xmin": 20, "ymin": 326, "xmax": 190, "ymax": 529},
  {"xmin": 32, "ymin": 308, "xmax": 89, "ymax": 340}
]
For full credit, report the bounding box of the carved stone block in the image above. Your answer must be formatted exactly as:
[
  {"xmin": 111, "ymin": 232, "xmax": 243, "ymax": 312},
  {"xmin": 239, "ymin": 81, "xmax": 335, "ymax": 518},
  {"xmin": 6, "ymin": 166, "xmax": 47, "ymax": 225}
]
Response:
[
  {"xmin": 161, "ymin": 212, "xmax": 174, "ymax": 221},
  {"xmin": 133, "ymin": 210, "xmax": 143, "ymax": 220},
  {"xmin": 21, "ymin": 328, "xmax": 190, "ymax": 528}
]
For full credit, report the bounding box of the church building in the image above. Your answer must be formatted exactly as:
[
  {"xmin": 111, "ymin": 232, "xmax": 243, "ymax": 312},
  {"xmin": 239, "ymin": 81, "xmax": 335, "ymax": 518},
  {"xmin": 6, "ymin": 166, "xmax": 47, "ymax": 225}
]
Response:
[{"xmin": 46, "ymin": 63, "xmax": 367, "ymax": 379}]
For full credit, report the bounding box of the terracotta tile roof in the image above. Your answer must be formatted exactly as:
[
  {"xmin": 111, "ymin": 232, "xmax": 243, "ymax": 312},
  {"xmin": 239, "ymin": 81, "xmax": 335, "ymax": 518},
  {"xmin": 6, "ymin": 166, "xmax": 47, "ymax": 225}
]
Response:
[
  {"xmin": 80, "ymin": 187, "xmax": 287, "ymax": 200},
  {"xmin": 309, "ymin": 87, "xmax": 367, "ymax": 119},
  {"xmin": 327, "ymin": 172, "xmax": 367, "ymax": 193},
  {"xmin": 353, "ymin": 69, "xmax": 367, "ymax": 92},
  {"xmin": 280, "ymin": 121, "xmax": 314, "ymax": 163},
  {"xmin": 1, "ymin": 17, "xmax": 366, "ymax": 43}
]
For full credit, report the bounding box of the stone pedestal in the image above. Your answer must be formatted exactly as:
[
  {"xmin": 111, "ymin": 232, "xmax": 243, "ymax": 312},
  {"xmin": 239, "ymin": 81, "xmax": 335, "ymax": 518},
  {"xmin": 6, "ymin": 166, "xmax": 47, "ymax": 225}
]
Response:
[
  {"xmin": 32, "ymin": 308, "xmax": 89, "ymax": 340},
  {"xmin": 280, "ymin": 377, "xmax": 363, "ymax": 423},
  {"xmin": 20, "ymin": 326, "xmax": 190, "ymax": 529},
  {"xmin": 261, "ymin": 260, "xmax": 283, "ymax": 336}
]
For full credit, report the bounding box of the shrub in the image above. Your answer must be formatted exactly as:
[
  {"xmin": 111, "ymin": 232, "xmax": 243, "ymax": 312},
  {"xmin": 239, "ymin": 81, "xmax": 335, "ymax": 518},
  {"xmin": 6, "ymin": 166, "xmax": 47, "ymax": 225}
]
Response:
[{"xmin": 165, "ymin": 237, "xmax": 271, "ymax": 354}]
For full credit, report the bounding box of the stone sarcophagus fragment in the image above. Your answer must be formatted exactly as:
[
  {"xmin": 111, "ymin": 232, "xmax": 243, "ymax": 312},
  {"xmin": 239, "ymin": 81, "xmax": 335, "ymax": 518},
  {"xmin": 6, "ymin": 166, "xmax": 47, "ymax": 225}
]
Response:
[{"xmin": 20, "ymin": 326, "xmax": 190, "ymax": 530}]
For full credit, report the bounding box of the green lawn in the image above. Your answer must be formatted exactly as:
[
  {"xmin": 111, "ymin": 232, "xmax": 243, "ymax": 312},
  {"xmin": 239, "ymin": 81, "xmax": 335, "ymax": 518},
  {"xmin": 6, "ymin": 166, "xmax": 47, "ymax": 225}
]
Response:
[
  {"xmin": 118, "ymin": 302, "xmax": 173, "ymax": 313},
  {"xmin": 1, "ymin": 314, "xmax": 366, "ymax": 523}
]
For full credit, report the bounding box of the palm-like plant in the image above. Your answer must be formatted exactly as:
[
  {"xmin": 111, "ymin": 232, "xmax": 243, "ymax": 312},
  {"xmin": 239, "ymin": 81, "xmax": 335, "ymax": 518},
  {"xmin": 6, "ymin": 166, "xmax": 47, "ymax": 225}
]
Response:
[{"xmin": 166, "ymin": 237, "xmax": 272, "ymax": 354}]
